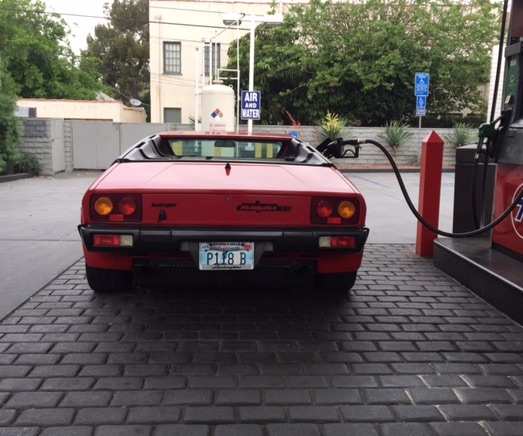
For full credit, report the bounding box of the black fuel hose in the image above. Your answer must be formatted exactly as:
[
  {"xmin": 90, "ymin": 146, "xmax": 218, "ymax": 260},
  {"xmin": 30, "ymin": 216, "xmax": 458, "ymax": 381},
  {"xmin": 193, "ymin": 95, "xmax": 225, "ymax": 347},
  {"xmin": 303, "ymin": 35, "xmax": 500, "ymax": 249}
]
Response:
[{"xmin": 341, "ymin": 138, "xmax": 523, "ymax": 238}]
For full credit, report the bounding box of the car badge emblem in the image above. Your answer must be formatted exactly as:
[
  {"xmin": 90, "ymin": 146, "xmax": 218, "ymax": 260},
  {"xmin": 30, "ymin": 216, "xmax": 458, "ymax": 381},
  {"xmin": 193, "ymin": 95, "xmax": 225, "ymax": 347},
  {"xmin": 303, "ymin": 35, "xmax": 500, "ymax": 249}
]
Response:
[{"xmin": 237, "ymin": 200, "xmax": 291, "ymax": 213}]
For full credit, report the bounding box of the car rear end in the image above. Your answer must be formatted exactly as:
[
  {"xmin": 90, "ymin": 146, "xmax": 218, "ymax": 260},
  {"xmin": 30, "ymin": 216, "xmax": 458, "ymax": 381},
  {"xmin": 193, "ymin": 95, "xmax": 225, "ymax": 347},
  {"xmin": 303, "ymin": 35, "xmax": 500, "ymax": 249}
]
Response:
[
  {"xmin": 79, "ymin": 136, "xmax": 368, "ymax": 293},
  {"xmin": 79, "ymin": 132, "xmax": 368, "ymax": 291}
]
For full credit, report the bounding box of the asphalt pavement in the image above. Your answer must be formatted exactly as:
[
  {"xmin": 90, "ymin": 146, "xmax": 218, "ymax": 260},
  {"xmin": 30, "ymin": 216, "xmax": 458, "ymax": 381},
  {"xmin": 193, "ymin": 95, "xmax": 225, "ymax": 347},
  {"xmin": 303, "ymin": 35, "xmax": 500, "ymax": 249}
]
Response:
[
  {"xmin": 0, "ymin": 171, "xmax": 101, "ymax": 320},
  {"xmin": 348, "ymin": 171, "xmax": 454, "ymax": 244},
  {"xmin": 1, "ymin": 170, "xmax": 523, "ymax": 435}
]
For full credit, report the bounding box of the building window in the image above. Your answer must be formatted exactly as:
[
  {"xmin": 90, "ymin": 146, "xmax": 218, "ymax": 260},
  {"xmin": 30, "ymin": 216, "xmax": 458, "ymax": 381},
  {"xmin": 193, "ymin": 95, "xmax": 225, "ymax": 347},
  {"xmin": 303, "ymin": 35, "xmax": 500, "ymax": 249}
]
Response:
[
  {"xmin": 204, "ymin": 43, "xmax": 220, "ymax": 76},
  {"xmin": 164, "ymin": 42, "xmax": 181, "ymax": 74},
  {"xmin": 164, "ymin": 108, "xmax": 182, "ymax": 123}
]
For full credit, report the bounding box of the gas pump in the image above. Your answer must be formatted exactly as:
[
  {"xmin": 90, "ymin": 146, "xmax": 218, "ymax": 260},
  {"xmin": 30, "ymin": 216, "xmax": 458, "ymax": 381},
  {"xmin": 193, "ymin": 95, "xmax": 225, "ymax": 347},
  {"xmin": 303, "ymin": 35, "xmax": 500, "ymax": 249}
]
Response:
[{"xmin": 492, "ymin": 0, "xmax": 523, "ymax": 259}]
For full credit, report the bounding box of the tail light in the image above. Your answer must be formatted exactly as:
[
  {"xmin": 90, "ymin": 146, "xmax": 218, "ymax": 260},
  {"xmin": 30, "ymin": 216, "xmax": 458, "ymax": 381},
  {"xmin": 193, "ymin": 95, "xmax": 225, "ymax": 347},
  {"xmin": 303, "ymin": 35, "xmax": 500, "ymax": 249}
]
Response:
[
  {"xmin": 311, "ymin": 197, "xmax": 359, "ymax": 224},
  {"xmin": 90, "ymin": 194, "xmax": 142, "ymax": 222},
  {"xmin": 319, "ymin": 236, "xmax": 358, "ymax": 248},
  {"xmin": 93, "ymin": 234, "xmax": 134, "ymax": 247}
]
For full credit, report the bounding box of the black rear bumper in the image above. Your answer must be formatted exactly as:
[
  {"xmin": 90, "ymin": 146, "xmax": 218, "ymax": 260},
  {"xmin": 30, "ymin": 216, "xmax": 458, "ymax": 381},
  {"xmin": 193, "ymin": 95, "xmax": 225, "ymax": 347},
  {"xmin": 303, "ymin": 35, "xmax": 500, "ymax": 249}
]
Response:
[{"xmin": 78, "ymin": 225, "xmax": 369, "ymax": 254}]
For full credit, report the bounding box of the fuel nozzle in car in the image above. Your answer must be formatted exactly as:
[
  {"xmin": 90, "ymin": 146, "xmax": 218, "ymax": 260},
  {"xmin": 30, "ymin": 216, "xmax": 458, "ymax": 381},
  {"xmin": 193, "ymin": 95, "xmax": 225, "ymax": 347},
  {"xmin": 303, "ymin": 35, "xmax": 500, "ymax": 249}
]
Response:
[{"xmin": 318, "ymin": 138, "xmax": 360, "ymax": 159}]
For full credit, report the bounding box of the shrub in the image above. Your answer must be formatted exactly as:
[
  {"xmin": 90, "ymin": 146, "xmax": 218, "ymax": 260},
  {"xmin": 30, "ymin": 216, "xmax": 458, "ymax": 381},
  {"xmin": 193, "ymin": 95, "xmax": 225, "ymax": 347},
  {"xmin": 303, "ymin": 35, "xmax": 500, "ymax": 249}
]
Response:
[
  {"xmin": 14, "ymin": 153, "xmax": 41, "ymax": 176},
  {"xmin": 443, "ymin": 123, "xmax": 477, "ymax": 147},
  {"xmin": 0, "ymin": 65, "xmax": 20, "ymax": 174},
  {"xmin": 318, "ymin": 111, "xmax": 352, "ymax": 141},
  {"xmin": 377, "ymin": 121, "xmax": 414, "ymax": 151}
]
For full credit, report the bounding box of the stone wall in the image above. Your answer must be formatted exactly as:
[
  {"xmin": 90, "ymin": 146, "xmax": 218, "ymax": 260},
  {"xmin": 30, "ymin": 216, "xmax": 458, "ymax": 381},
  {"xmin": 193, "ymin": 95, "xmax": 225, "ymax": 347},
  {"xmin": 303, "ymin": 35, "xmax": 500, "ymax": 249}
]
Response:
[
  {"xmin": 20, "ymin": 119, "xmax": 55, "ymax": 176},
  {"xmin": 64, "ymin": 121, "xmax": 73, "ymax": 172},
  {"xmin": 20, "ymin": 119, "xmax": 461, "ymax": 175},
  {"xmin": 254, "ymin": 125, "xmax": 459, "ymax": 168}
]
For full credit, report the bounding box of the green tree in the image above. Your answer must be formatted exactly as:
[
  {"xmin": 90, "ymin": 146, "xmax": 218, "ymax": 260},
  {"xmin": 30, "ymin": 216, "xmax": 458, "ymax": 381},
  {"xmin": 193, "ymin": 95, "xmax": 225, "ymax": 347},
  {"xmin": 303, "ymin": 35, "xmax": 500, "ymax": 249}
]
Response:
[
  {"xmin": 81, "ymin": 0, "xmax": 150, "ymax": 108},
  {"xmin": 0, "ymin": 0, "xmax": 102, "ymax": 99},
  {"xmin": 224, "ymin": 15, "xmax": 315, "ymax": 125},
  {"xmin": 225, "ymin": 0, "xmax": 501, "ymax": 126},
  {"xmin": 0, "ymin": 62, "xmax": 20, "ymax": 174}
]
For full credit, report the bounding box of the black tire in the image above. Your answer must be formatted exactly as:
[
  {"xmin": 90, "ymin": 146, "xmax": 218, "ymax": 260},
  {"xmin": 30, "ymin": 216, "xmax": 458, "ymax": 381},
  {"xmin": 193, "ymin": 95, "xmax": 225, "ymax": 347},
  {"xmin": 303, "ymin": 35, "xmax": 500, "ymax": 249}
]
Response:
[
  {"xmin": 315, "ymin": 272, "xmax": 357, "ymax": 293},
  {"xmin": 86, "ymin": 265, "xmax": 133, "ymax": 293}
]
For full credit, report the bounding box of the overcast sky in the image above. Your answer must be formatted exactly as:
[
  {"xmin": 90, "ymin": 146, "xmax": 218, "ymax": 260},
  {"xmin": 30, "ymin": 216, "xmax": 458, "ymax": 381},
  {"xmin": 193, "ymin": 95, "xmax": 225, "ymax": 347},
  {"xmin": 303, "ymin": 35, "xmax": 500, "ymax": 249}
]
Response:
[{"xmin": 44, "ymin": 0, "xmax": 109, "ymax": 53}]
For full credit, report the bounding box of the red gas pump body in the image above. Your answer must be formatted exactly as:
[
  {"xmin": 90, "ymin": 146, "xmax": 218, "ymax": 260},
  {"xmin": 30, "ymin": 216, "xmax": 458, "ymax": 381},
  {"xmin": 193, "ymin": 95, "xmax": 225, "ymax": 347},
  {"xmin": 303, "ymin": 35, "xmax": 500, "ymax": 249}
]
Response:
[
  {"xmin": 491, "ymin": 0, "xmax": 523, "ymax": 258},
  {"xmin": 493, "ymin": 164, "xmax": 523, "ymax": 258}
]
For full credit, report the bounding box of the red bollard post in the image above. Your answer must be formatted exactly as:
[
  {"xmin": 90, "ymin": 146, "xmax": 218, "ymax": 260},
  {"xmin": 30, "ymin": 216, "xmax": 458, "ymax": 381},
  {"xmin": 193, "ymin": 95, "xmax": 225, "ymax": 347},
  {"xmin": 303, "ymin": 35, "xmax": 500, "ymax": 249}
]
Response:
[{"xmin": 415, "ymin": 130, "xmax": 445, "ymax": 257}]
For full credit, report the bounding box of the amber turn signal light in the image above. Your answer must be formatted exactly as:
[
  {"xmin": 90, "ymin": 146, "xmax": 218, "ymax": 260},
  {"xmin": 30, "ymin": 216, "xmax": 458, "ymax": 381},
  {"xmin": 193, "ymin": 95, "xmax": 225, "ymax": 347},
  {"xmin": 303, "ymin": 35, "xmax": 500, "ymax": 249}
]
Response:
[
  {"xmin": 94, "ymin": 197, "xmax": 113, "ymax": 216},
  {"xmin": 338, "ymin": 201, "xmax": 356, "ymax": 219}
]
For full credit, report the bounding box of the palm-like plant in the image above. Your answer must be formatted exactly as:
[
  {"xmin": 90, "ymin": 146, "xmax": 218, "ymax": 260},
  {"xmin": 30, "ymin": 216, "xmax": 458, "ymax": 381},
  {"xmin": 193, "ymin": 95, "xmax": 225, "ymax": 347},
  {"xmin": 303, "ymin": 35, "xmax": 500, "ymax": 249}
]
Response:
[
  {"xmin": 443, "ymin": 123, "xmax": 477, "ymax": 147},
  {"xmin": 377, "ymin": 121, "xmax": 414, "ymax": 152}
]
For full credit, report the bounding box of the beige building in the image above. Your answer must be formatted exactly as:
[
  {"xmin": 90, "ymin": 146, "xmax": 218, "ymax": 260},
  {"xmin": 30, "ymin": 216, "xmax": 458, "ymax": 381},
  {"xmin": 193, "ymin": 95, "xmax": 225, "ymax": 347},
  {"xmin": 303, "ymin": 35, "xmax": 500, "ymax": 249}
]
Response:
[
  {"xmin": 16, "ymin": 98, "xmax": 147, "ymax": 123},
  {"xmin": 149, "ymin": 0, "xmax": 300, "ymax": 125}
]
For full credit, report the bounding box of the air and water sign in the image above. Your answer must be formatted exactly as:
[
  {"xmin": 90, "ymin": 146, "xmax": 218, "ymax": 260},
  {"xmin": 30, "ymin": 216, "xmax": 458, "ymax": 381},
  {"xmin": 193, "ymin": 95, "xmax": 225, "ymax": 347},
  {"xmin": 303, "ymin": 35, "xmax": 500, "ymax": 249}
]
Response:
[{"xmin": 241, "ymin": 91, "xmax": 261, "ymax": 120}]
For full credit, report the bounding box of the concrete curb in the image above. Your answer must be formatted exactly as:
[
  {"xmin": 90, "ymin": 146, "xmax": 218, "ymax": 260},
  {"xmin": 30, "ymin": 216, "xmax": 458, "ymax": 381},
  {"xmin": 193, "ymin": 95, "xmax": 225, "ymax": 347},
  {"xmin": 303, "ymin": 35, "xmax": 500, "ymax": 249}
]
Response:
[{"xmin": 0, "ymin": 173, "xmax": 33, "ymax": 183}]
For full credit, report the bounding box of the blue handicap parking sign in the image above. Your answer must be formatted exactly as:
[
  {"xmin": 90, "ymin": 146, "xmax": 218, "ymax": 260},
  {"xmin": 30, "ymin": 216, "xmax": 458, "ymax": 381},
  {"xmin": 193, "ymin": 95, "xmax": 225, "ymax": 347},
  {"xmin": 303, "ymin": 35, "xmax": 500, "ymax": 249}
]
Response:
[
  {"xmin": 415, "ymin": 73, "xmax": 430, "ymax": 97},
  {"xmin": 416, "ymin": 95, "xmax": 427, "ymax": 116}
]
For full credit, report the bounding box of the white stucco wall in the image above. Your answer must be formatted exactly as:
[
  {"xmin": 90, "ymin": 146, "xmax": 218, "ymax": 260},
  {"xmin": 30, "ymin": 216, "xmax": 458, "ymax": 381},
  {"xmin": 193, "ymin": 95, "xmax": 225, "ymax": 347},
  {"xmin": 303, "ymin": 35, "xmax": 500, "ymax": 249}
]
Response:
[{"xmin": 17, "ymin": 99, "xmax": 147, "ymax": 123}]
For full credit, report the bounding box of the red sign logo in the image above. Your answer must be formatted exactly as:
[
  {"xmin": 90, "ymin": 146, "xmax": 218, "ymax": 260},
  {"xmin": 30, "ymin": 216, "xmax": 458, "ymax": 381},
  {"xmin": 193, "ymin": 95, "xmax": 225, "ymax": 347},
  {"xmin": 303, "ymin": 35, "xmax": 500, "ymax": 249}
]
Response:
[{"xmin": 511, "ymin": 183, "xmax": 523, "ymax": 239}]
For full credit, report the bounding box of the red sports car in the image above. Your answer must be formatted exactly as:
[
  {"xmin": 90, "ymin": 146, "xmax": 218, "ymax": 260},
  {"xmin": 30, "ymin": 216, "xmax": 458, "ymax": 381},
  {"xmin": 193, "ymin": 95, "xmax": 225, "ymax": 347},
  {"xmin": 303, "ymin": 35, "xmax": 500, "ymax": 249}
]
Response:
[{"xmin": 78, "ymin": 132, "xmax": 368, "ymax": 293}]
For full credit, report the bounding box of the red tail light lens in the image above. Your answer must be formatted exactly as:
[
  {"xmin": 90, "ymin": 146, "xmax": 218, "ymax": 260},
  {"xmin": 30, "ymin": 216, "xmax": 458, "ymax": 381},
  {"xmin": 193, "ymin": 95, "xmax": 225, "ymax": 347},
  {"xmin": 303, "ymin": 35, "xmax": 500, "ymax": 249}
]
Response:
[
  {"xmin": 93, "ymin": 234, "xmax": 133, "ymax": 247},
  {"xmin": 90, "ymin": 194, "xmax": 142, "ymax": 222},
  {"xmin": 319, "ymin": 236, "xmax": 358, "ymax": 248},
  {"xmin": 316, "ymin": 200, "xmax": 334, "ymax": 218},
  {"xmin": 119, "ymin": 197, "xmax": 137, "ymax": 216},
  {"xmin": 311, "ymin": 197, "xmax": 359, "ymax": 224}
]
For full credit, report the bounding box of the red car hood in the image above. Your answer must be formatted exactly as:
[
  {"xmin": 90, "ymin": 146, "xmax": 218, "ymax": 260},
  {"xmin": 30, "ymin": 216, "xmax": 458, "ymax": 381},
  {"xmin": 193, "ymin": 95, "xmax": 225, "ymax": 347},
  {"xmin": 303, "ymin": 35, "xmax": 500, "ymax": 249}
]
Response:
[
  {"xmin": 85, "ymin": 162, "xmax": 366, "ymax": 227},
  {"xmin": 92, "ymin": 161, "xmax": 360, "ymax": 195}
]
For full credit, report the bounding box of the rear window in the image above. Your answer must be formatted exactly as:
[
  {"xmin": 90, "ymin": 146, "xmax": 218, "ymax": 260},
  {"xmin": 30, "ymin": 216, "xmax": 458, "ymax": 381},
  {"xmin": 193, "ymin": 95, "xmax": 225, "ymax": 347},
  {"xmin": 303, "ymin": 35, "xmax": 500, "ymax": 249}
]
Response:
[{"xmin": 168, "ymin": 139, "xmax": 283, "ymax": 159}]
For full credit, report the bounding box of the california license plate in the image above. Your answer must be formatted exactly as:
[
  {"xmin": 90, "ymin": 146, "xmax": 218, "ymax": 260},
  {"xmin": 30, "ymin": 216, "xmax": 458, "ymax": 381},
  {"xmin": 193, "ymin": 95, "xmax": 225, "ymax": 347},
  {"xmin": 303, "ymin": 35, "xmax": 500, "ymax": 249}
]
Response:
[{"xmin": 199, "ymin": 242, "xmax": 255, "ymax": 270}]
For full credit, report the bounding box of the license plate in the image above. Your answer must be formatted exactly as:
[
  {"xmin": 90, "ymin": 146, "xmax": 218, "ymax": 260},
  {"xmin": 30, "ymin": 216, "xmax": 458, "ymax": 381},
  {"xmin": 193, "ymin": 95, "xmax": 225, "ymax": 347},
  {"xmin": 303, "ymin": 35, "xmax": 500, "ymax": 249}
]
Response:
[{"xmin": 199, "ymin": 242, "xmax": 255, "ymax": 270}]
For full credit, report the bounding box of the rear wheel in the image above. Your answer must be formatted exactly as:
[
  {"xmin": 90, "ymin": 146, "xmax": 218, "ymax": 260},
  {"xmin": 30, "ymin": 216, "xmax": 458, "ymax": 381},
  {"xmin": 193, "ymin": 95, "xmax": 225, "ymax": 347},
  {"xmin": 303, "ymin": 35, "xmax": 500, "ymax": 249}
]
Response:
[
  {"xmin": 315, "ymin": 272, "xmax": 357, "ymax": 294},
  {"xmin": 86, "ymin": 265, "xmax": 133, "ymax": 293}
]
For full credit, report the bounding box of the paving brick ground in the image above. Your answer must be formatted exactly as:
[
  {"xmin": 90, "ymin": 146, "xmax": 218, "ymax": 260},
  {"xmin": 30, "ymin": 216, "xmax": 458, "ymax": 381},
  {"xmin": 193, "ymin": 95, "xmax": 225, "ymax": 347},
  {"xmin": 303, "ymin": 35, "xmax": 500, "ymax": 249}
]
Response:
[{"xmin": 1, "ymin": 244, "xmax": 523, "ymax": 435}]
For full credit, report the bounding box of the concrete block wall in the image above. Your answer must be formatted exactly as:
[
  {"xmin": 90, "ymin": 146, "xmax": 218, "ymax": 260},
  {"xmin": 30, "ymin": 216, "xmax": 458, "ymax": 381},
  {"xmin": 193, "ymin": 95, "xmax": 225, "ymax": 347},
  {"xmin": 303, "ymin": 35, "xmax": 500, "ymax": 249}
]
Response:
[
  {"xmin": 254, "ymin": 125, "xmax": 459, "ymax": 167},
  {"xmin": 64, "ymin": 121, "xmax": 74, "ymax": 172},
  {"xmin": 20, "ymin": 119, "xmax": 55, "ymax": 176},
  {"xmin": 20, "ymin": 119, "xmax": 462, "ymax": 174}
]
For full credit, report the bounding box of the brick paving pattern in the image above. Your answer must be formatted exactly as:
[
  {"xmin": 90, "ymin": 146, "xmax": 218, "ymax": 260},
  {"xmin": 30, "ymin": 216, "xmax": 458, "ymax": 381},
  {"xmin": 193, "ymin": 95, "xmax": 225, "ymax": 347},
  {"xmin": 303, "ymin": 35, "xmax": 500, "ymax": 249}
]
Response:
[{"xmin": 0, "ymin": 244, "xmax": 522, "ymax": 435}]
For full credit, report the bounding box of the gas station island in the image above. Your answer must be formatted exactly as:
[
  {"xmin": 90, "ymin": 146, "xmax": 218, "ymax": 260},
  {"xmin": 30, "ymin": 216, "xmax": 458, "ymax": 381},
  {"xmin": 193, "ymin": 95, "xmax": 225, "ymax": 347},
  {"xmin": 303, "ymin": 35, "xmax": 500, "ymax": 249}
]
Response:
[{"xmin": 435, "ymin": 0, "xmax": 523, "ymax": 324}]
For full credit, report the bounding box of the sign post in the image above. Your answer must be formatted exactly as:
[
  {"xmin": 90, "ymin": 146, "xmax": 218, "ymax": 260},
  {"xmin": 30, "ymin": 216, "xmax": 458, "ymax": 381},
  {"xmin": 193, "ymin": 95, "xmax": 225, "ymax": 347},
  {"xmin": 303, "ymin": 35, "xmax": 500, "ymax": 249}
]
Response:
[{"xmin": 414, "ymin": 73, "xmax": 430, "ymax": 160}]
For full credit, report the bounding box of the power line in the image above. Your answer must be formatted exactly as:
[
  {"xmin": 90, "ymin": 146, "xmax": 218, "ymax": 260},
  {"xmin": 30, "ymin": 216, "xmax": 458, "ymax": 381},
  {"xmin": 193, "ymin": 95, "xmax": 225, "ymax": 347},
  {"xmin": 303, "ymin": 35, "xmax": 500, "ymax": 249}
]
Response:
[{"xmin": 0, "ymin": 5, "xmax": 255, "ymax": 32}]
